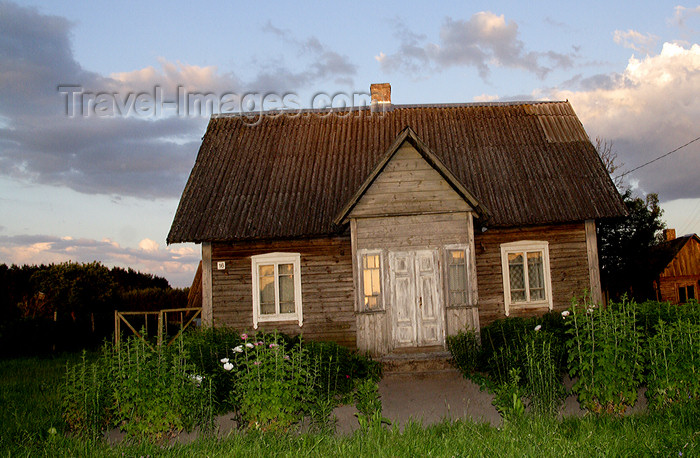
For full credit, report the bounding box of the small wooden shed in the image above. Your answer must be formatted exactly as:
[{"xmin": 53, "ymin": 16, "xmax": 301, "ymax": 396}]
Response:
[{"xmin": 651, "ymin": 229, "xmax": 700, "ymax": 303}]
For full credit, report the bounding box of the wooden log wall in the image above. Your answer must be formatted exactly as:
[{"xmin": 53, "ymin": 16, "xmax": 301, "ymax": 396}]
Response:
[
  {"xmin": 474, "ymin": 222, "xmax": 590, "ymax": 326},
  {"xmin": 210, "ymin": 237, "xmax": 356, "ymax": 348}
]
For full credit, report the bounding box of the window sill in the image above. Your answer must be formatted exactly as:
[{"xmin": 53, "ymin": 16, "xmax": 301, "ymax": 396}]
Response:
[
  {"xmin": 356, "ymin": 309, "xmax": 386, "ymax": 315},
  {"xmin": 446, "ymin": 304, "xmax": 477, "ymax": 310}
]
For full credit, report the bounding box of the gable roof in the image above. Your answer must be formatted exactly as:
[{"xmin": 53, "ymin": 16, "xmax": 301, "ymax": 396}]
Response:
[
  {"xmin": 167, "ymin": 101, "xmax": 626, "ymax": 244},
  {"xmin": 650, "ymin": 234, "xmax": 700, "ymax": 276},
  {"xmin": 333, "ymin": 126, "xmax": 490, "ymax": 225}
]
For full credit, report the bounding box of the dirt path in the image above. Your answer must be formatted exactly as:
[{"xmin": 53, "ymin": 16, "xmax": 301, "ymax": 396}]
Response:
[{"xmin": 333, "ymin": 369, "xmax": 501, "ymax": 435}]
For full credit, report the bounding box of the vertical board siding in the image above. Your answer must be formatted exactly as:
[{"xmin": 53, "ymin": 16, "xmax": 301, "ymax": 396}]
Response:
[
  {"xmin": 446, "ymin": 307, "xmax": 479, "ymax": 336},
  {"xmin": 474, "ymin": 223, "xmax": 590, "ymax": 326},
  {"xmin": 211, "ymin": 237, "xmax": 356, "ymax": 348}
]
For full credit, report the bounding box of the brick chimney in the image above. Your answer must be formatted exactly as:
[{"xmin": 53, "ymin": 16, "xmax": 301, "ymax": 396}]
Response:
[
  {"xmin": 370, "ymin": 83, "xmax": 391, "ymax": 105},
  {"xmin": 663, "ymin": 228, "xmax": 676, "ymax": 241}
]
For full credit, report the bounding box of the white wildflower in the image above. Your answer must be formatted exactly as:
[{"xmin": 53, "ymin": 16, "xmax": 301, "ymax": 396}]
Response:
[
  {"xmin": 233, "ymin": 345, "xmax": 244, "ymax": 353},
  {"xmin": 220, "ymin": 357, "xmax": 229, "ymax": 363},
  {"xmin": 534, "ymin": 325, "xmax": 542, "ymax": 331},
  {"xmin": 245, "ymin": 342, "xmax": 254, "ymax": 348},
  {"xmin": 223, "ymin": 362, "xmax": 234, "ymax": 371},
  {"xmin": 561, "ymin": 310, "xmax": 570, "ymax": 317}
]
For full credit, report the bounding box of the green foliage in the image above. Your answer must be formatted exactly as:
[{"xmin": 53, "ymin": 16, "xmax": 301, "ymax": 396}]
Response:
[
  {"xmin": 62, "ymin": 350, "xmax": 110, "ymax": 438},
  {"xmin": 492, "ymin": 368, "xmax": 526, "ymax": 420},
  {"xmin": 62, "ymin": 334, "xmax": 214, "ymax": 442},
  {"xmin": 108, "ymin": 335, "xmax": 213, "ymax": 441},
  {"xmin": 446, "ymin": 329, "xmax": 480, "ymax": 376},
  {"xmin": 646, "ymin": 305, "xmax": 700, "ymax": 409},
  {"xmin": 183, "ymin": 326, "xmax": 244, "ymax": 413},
  {"xmin": 222, "ymin": 332, "xmax": 314, "ymax": 430},
  {"xmin": 597, "ymin": 190, "xmax": 665, "ymax": 301},
  {"xmin": 524, "ymin": 336, "xmax": 566, "ymax": 416},
  {"xmin": 5, "ymin": 352, "xmax": 700, "ymax": 456},
  {"xmin": 353, "ymin": 378, "xmax": 390, "ymax": 432},
  {"xmin": 566, "ymin": 297, "xmax": 644, "ymax": 414},
  {"xmin": 0, "ymin": 262, "xmax": 189, "ymax": 357}
]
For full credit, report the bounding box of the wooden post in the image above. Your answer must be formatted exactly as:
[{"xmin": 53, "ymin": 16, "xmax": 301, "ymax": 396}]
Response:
[
  {"xmin": 114, "ymin": 310, "xmax": 120, "ymax": 350},
  {"xmin": 585, "ymin": 220, "xmax": 603, "ymax": 304},
  {"xmin": 202, "ymin": 243, "xmax": 213, "ymax": 326}
]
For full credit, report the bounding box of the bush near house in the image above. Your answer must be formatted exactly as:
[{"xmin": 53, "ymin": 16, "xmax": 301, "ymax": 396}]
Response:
[
  {"xmin": 62, "ymin": 328, "xmax": 379, "ymax": 439},
  {"xmin": 448, "ymin": 298, "xmax": 700, "ymax": 417}
]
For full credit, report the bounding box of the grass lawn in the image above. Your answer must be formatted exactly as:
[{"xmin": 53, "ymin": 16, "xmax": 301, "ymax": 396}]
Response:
[{"xmin": 1, "ymin": 353, "xmax": 699, "ymax": 457}]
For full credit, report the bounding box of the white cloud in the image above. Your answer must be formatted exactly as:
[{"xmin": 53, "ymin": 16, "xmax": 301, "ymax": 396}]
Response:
[
  {"xmin": 672, "ymin": 5, "xmax": 700, "ymax": 28},
  {"xmin": 613, "ymin": 29, "xmax": 659, "ymax": 54},
  {"xmin": 473, "ymin": 93, "xmax": 499, "ymax": 102},
  {"xmin": 138, "ymin": 238, "xmax": 159, "ymax": 252},
  {"xmin": 377, "ymin": 12, "xmax": 573, "ymax": 80},
  {"xmin": 550, "ymin": 42, "xmax": 700, "ymax": 201}
]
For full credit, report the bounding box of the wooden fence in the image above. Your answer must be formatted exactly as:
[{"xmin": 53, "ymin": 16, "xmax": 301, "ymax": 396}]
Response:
[{"xmin": 114, "ymin": 307, "xmax": 202, "ymax": 350}]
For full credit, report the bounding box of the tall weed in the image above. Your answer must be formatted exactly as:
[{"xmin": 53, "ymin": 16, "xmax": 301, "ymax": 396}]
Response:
[
  {"xmin": 646, "ymin": 315, "xmax": 700, "ymax": 409},
  {"xmin": 566, "ymin": 297, "xmax": 643, "ymax": 414}
]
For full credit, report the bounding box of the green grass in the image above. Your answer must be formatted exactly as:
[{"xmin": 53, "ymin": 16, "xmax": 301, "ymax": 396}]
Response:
[{"xmin": 1, "ymin": 353, "xmax": 699, "ymax": 457}]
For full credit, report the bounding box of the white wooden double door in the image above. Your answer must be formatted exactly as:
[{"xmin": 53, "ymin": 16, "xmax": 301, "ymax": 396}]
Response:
[{"xmin": 389, "ymin": 250, "xmax": 444, "ymax": 348}]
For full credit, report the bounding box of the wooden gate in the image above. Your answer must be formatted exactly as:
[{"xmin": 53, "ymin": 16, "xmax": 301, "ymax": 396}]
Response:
[{"xmin": 114, "ymin": 307, "xmax": 202, "ymax": 349}]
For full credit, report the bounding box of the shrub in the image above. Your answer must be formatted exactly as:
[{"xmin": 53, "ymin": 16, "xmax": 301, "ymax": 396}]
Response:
[
  {"xmin": 646, "ymin": 315, "xmax": 700, "ymax": 409},
  {"xmin": 63, "ymin": 334, "xmax": 214, "ymax": 441},
  {"xmin": 221, "ymin": 332, "xmax": 315, "ymax": 431},
  {"xmin": 566, "ymin": 297, "xmax": 643, "ymax": 414},
  {"xmin": 183, "ymin": 326, "xmax": 245, "ymax": 413},
  {"xmin": 108, "ymin": 335, "xmax": 213, "ymax": 441},
  {"xmin": 446, "ymin": 329, "xmax": 480, "ymax": 376}
]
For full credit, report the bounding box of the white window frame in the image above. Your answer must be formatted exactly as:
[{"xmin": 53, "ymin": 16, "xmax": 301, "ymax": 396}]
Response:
[
  {"xmin": 357, "ymin": 249, "xmax": 384, "ymax": 312},
  {"xmin": 444, "ymin": 244, "xmax": 472, "ymax": 308},
  {"xmin": 251, "ymin": 252, "xmax": 303, "ymax": 329},
  {"xmin": 500, "ymin": 241, "xmax": 553, "ymax": 316}
]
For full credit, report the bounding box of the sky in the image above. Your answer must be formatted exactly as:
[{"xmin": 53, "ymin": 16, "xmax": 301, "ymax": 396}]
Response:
[{"xmin": 1, "ymin": 1, "xmax": 699, "ymax": 287}]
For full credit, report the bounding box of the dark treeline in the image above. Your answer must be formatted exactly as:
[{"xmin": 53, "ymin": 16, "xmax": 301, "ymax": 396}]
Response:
[{"xmin": 0, "ymin": 262, "xmax": 189, "ymax": 356}]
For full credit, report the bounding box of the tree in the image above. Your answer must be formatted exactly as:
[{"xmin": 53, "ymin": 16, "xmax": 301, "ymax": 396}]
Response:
[
  {"xmin": 597, "ymin": 190, "xmax": 665, "ymax": 301},
  {"xmin": 594, "ymin": 139, "xmax": 666, "ymax": 301}
]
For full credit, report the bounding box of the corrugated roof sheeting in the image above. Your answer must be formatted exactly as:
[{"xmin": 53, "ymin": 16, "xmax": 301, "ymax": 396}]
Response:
[{"xmin": 168, "ymin": 101, "xmax": 626, "ymax": 243}]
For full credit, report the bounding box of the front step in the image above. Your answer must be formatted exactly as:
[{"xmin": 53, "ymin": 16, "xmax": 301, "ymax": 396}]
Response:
[{"xmin": 380, "ymin": 350, "xmax": 455, "ymax": 374}]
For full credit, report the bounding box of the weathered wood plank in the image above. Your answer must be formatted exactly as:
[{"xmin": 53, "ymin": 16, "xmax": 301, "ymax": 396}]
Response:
[
  {"xmin": 475, "ymin": 223, "xmax": 590, "ymax": 327},
  {"xmin": 209, "ymin": 236, "xmax": 356, "ymax": 348}
]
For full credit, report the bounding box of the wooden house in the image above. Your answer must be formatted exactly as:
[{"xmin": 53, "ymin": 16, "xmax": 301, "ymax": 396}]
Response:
[
  {"xmin": 168, "ymin": 84, "xmax": 626, "ymax": 355},
  {"xmin": 651, "ymin": 229, "xmax": 700, "ymax": 303}
]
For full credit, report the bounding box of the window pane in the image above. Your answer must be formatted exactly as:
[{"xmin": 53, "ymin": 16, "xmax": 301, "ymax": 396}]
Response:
[
  {"xmin": 448, "ymin": 250, "xmax": 468, "ymax": 306},
  {"xmin": 508, "ymin": 252, "xmax": 525, "ymax": 302},
  {"xmin": 259, "ymin": 265, "xmax": 275, "ymax": 314},
  {"xmin": 279, "ymin": 272, "xmax": 294, "ymax": 303},
  {"xmin": 362, "ymin": 254, "xmax": 381, "ymax": 310},
  {"xmin": 688, "ymin": 285, "xmax": 695, "ymax": 300},
  {"xmin": 278, "ymin": 263, "xmax": 293, "ymax": 275},
  {"xmin": 527, "ymin": 252, "xmax": 544, "ymax": 301},
  {"xmin": 679, "ymin": 286, "xmax": 687, "ymax": 303},
  {"xmin": 449, "ymin": 250, "xmax": 465, "ymax": 265}
]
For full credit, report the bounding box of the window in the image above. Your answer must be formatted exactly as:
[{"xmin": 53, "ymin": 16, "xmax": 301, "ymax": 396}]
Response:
[
  {"xmin": 500, "ymin": 241, "xmax": 552, "ymax": 315},
  {"xmin": 359, "ymin": 251, "xmax": 383, "ymax": 311},
  {"xmin": 446, "ymin": 247, "xmax": 470, "ymax": 307},
  {"xmin": 678, "ymin": 284, "xmax": 695, "ymax": 303},
  {"xmin": 251, "ymin": 253, "xmax": 302, "ymax": 329}
]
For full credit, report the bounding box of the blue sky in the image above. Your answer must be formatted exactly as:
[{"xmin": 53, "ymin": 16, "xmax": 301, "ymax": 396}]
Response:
[{"xmin": 1, "ymin": 1, "xmax": 699, "ymax": 287}]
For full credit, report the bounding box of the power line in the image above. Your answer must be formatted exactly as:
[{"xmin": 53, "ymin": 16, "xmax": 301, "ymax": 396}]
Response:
[{"xmin": 615, "ymin": 135, "xmax": 700, "ymax": 179}]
